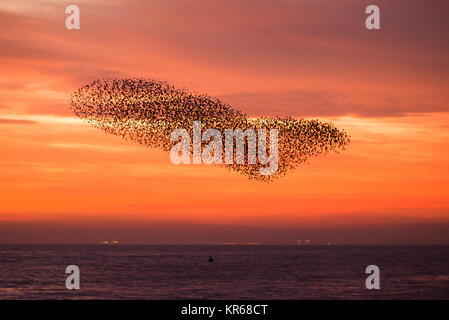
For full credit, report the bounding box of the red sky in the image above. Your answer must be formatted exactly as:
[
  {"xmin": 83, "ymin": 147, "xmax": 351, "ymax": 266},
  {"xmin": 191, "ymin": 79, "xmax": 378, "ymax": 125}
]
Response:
[{"xmin": 1, "ymin": 0, "xmax": 449, "ymax": 243}]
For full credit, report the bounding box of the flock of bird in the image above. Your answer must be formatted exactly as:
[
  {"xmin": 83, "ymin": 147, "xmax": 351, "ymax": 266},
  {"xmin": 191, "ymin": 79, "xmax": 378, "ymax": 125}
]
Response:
[{"xmin": 69, "ymin": 78, "xmax": 350, "ymax": 181}]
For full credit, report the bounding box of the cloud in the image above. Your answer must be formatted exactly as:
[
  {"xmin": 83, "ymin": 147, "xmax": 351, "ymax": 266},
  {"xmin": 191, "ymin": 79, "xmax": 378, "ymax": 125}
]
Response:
[
  {"xmin": 0, "ymin": 37, "xmax": 83, "ymax": 62},
  {"xmin": 0, "ymin": 118, "xmax": 37, "ymax": 125},
  {"xmin": 0, "ymin": 114, "xmax": 83, "ymax": 125},
  {"xmin": 48, "ymin": 142, "xmax": 125, "ymax": 152},
  {"xmin": 1, "ymin": 0, "xmax": 449, "ymax": 119},
  {"xmin": 223, "ymin": 90, "xmax": 449, "ymax": 117},
  {"xmin": 0, "ymin": 0, "xmax": 124, "ymax": 18},
  {"xmin": 38, "ymin": 64, "xmax": 127, "ymax": 86}
]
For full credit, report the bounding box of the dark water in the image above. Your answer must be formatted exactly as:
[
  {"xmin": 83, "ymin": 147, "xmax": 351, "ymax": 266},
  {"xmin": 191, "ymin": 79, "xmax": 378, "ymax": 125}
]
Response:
[{"xmin": 0, "ymin": 245, "xmax": 448, "ymax": 299}]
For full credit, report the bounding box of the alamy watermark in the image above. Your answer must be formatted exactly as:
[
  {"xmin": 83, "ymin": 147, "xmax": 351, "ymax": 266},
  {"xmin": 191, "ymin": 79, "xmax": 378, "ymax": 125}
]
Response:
[
  {"xmin": 365, "ymin": 265, "xmax": 380, "ymax": 290},
  {"xmin": 169, "ymin": 121, "xmax": 279, "ymax": 176},
  {"xmin": 65, "ymin": 265, "xmax": 80, "ymax": 290},
  {"xmin": 64, "ymin": 4, "xmax": 380, "ymax": 31},
  {"xmin": 65, "ymin": 5, "xmax": 80, "ymax": 30}
]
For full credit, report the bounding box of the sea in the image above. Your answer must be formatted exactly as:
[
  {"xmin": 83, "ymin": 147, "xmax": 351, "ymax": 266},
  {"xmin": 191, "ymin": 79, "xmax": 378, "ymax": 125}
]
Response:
[{"xmin": 0, "ymin": 245, "xmax": 448, "ymax": 299}]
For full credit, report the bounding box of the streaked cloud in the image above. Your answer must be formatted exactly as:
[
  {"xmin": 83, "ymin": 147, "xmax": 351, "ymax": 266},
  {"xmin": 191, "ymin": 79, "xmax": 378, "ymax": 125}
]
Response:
[
  {"xmin": 48, "ymin": 142, "xmax": 125, "ymax": 152},
  {"xmin": 0, "ymin": 118, "xmax": 37, "ymax": 125}
]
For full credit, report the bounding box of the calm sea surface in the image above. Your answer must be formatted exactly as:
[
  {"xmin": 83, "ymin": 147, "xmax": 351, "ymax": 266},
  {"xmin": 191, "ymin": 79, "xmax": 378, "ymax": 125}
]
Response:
[{"xmin": 0, "ymin": 245, "xmax": 448, "ymax": 299}]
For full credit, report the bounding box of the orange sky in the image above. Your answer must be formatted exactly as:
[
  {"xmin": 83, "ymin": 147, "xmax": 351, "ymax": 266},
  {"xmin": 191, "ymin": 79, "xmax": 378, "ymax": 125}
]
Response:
[{"xmin": 1, "ymin": 0, "xmax": 449, "ymax": 243}]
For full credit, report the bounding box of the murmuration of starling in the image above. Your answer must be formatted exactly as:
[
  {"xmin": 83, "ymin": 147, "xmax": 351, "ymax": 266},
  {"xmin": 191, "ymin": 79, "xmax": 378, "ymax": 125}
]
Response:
[{"xmin": 69, "ymin": 78, "xmax": 350, "ymax": 182}]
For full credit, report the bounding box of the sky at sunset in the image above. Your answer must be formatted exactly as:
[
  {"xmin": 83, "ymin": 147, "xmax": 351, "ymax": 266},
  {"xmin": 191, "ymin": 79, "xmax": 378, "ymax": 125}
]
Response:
[{"xmin": 1, "ymin": 0, "xmax": 449, "ymax": 243}]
